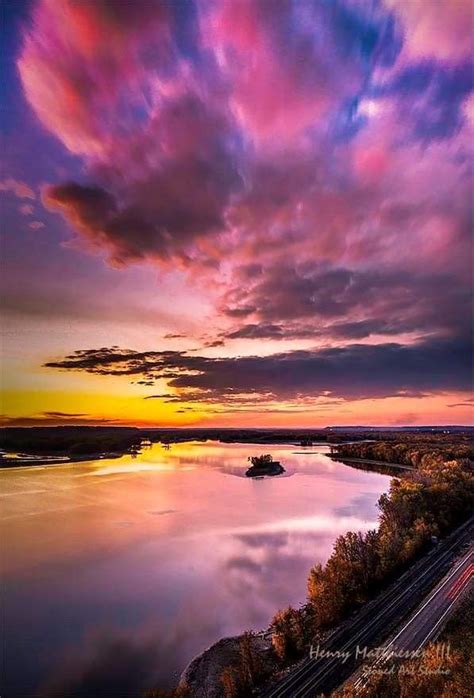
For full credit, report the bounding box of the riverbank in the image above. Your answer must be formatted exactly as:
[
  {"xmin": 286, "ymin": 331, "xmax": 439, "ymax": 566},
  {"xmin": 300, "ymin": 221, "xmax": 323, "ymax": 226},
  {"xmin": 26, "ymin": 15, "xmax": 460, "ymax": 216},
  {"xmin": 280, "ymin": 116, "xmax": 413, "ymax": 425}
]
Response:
[{"xmin": 177, "ymin": 521, "xmax": 470, "ymax": 698}]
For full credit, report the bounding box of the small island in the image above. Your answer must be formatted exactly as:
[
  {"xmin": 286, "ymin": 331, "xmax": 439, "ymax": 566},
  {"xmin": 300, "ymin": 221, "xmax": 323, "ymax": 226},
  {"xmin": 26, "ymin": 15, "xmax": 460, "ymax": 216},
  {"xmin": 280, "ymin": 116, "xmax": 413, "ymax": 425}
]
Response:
[{"xmin": 245, "ymin": 454, "xmax": 285, "ymax": 478}]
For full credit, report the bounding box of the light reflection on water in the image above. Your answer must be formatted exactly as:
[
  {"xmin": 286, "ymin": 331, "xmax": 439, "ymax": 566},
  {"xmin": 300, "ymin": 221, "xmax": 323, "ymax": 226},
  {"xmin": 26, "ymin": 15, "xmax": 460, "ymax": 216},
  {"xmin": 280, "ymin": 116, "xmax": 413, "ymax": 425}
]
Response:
[{"xmin": 0, "ymin": 441, "xmax": 390, "ymax": 697}]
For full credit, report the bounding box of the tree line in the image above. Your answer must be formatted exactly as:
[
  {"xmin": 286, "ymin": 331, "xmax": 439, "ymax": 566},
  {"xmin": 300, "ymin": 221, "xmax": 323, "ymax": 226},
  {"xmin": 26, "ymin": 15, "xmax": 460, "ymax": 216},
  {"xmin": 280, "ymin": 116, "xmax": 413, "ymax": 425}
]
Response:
[{"xmin": 332, "ymin": 438, "xmax": 474, "ymax": 468}]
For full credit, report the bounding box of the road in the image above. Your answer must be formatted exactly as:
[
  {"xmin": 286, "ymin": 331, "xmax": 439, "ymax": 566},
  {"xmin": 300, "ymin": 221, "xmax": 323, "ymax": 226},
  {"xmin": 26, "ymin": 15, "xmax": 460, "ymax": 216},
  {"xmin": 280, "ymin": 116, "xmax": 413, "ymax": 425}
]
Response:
[
  {"xmin": 388, "ymin": 545, "xmax": 473, "ymax": 650},
  {"xmin": 350, "ymin": 544, "xmax": 473, "ymax": 692},
  {"xmin": 263, "ymin": 517, "xmax": 473, "ymax": 698}
]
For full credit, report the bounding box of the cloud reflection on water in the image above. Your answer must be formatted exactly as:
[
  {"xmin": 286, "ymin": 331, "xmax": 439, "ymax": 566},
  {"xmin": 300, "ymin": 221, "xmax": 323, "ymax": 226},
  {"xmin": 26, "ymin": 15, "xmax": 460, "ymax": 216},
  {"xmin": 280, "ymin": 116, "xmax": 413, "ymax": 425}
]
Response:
[{"xmin": 1, "ymin": 441, "xmax": 389, "ymax": 696}]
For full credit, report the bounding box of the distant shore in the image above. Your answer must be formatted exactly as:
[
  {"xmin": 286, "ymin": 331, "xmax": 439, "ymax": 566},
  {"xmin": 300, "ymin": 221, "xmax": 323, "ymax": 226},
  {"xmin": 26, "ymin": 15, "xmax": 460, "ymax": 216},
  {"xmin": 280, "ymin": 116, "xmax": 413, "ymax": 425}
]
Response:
[{"xmin": 1, "ymin": 425, "xmax": 472, "ymax": 470}]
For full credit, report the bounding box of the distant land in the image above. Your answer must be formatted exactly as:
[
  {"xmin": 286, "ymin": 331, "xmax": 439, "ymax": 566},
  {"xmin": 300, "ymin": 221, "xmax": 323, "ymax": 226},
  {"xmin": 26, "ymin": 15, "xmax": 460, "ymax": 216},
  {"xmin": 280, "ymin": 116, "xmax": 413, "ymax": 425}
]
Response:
[
  {"xmin": 1, "ymin": 424, "xmax": 473, "ymax": 468},
  {"xmin": 324, "ymin": 425, "xmax": 473, "ymax": 431}
]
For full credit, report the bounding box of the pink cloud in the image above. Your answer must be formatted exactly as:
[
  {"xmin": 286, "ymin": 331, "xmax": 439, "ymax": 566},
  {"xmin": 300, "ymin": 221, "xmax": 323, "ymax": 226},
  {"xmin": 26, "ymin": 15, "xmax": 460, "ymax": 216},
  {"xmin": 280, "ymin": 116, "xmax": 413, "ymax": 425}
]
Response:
[
  {"xmin": 201, "ymin": 0, "xmax": 368, "ymax": 144},
  {"xmin": 18, "ymin": 0, "xmax": 174, "ymax": 156},
  {"xmin": 15, "ymin": 0, "xmax": 473, "ymax": 356},
  {"xmin": 386, "ymin": 0, "xmax": 473, "ymax": 62},
  {"xmin": 353, "ymin": 146, "xmax": 390, "ymax": 183},
  {"xmin": 0, "ymin": 177, "xmax": 35, "ymax": 199},
  {"xmin": 40, "ymin": 88, "xmax": 241, "ymax": 266},
  {"xmin": 28, "ymin": 220, "xmax": 45, "ymax": 230}
]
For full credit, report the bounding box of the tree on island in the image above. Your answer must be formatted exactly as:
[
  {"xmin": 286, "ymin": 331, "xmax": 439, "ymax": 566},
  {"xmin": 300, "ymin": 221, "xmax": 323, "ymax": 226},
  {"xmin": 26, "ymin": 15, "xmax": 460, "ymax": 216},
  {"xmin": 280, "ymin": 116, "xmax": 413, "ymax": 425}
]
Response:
[
  {"xmin": 246, "ymin": 454, "xmax": 284, "ymax": 477},
  {"xmin": 248, "ymin": 454, "xmax": 273, "ymax": 468}
]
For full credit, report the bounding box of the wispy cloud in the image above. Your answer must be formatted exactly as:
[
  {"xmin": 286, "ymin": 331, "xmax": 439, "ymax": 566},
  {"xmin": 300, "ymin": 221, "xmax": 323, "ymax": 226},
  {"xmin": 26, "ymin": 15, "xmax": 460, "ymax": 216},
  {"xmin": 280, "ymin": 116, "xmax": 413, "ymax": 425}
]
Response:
[{"xmin": 0, "ymin": 177, "xmax": 35, "ymax": 200}]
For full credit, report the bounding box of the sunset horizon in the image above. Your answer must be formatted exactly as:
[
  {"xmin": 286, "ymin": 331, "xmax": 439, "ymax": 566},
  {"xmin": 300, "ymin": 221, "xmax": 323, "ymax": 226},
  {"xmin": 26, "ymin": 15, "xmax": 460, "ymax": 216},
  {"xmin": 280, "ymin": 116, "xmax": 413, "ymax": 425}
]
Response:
[{"xmin": 1, "ymin": 0, "xmax": 473, "ymax": 431}]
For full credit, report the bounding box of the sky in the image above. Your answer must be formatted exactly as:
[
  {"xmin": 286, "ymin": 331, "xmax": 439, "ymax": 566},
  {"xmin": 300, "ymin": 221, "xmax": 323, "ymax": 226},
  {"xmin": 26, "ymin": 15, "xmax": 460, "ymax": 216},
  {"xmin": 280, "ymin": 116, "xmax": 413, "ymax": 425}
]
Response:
[{"xmin": 0, "ymin": 0, "xmax": 473, "ymax": 428}]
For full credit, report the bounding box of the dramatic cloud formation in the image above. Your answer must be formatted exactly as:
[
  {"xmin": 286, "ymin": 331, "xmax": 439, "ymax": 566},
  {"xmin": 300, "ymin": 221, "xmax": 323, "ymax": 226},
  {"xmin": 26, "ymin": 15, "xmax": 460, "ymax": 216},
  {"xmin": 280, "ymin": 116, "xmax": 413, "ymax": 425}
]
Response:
[
  {"xmin": 220, "ymin": 264, "xmax": 472, "ymax": 342},
  {"xmin": 4, "ymin": 0, "xmax": 473, "ymax": 423},
  {"xmin": 41, "ymin": 91, "xmax": 242, "ymax": 265},
  {"xmin": 14, "ymin": 0, "xmax": 397, "ymax": 264},
  {"xmin": 45, "ymin": 333, "xmax": 471, "ymax": 404}
]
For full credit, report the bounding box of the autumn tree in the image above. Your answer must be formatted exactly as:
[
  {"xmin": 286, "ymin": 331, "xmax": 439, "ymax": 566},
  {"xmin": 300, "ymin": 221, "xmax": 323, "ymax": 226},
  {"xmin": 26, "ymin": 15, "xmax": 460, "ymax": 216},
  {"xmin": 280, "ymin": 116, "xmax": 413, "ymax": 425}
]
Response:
[
  {"xmin": 271, "ymin": 606, "xmax": 305, "ymax": 661},
  {"xmin": 220, "ymin": 667, "xmax": 239, "ymax": 698},
  {"xmin": 239, "ymin": 632, "xmax": 263, "ymax": 687},
  {"xmin": 248, "ymin": 454, "xmax": 273, "ymax": 467}
]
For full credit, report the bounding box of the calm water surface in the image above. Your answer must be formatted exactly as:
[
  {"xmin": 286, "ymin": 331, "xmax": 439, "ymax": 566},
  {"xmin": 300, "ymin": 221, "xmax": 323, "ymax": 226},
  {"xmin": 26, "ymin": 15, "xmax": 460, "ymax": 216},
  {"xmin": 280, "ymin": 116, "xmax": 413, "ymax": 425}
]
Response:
[{"xmin": 1, "ymin": 441, "xmax": 391, "ymax": 697}]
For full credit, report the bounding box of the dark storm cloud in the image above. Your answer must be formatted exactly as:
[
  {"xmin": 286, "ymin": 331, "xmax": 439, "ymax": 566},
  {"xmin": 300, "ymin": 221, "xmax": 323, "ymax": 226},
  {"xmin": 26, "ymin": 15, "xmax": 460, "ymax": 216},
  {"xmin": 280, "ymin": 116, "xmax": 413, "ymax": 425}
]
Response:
[
  {"xmin": 222, "ymin": 264, "xmax": 472, "ymax": 341},
  {"xmin": 43, "ymin": 182, "xmax": 117, "ymax": 228},
  {"xmin": 42, "ymin": 94, "xmax": 243, "ymax": 265},
  {"xmin": 224, "ymin": 323, "xmax": 318, "ymax": 340},
  {"xmin": 226, "ymin": 323, "xmax": 285, "ymax": 340},
  {"xmin": 44, "ymin": 333, "xmax": 472, "ymax": 403}
]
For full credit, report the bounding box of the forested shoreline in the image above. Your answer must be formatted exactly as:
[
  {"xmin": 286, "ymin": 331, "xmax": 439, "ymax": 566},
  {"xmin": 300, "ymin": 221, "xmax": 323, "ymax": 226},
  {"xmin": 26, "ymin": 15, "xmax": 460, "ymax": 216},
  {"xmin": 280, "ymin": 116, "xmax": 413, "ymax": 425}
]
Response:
[{"xmin": 332, "ymin": 438, "xmax": 474, "ymax": 469}]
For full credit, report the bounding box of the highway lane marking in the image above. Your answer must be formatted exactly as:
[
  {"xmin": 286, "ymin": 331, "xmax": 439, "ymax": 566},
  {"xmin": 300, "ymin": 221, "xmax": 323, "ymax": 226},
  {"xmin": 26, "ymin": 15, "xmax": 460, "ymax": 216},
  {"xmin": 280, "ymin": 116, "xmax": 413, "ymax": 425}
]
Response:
[
  {"xmin": 447, "ymin": 563, "xmax": 473, "ymax": 600},
  {"xmin": 290, "ymin": 539, "xmax": 474, "ymax": 697},
  {"xmin": 353, "ymin": 548, "xmax": 473, "ymax": 689},
  {"xmin": 352, "ymin": 543, "xmax": 473, "ymax": 690},
  {"xmin": 448, "ymin": 569, "xmax": 473, "ymax": 601},
  {"xmin": 387, "ymin": 549, "xmax": 473, "ymax": 649},
  {"xmin": 418, "ymin": 569, "xmax": 473, "ymax": 647}
]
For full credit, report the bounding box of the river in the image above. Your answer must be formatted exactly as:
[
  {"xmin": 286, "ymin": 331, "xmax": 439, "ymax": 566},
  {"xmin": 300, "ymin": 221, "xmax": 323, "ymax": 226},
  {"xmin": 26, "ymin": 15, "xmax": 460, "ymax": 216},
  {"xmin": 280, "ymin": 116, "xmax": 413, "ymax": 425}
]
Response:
[{"xmin": 1, "ymin": 441, "xmax": 391, "ymax": 697}]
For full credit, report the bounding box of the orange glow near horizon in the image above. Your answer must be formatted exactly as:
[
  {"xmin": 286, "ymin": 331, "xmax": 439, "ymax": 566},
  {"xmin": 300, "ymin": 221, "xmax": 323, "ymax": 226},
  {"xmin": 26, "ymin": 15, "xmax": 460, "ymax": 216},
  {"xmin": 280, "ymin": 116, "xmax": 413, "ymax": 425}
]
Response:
[{"xmin": 1, "ymin": 387, "xmax": 472, "ymax": 428}]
